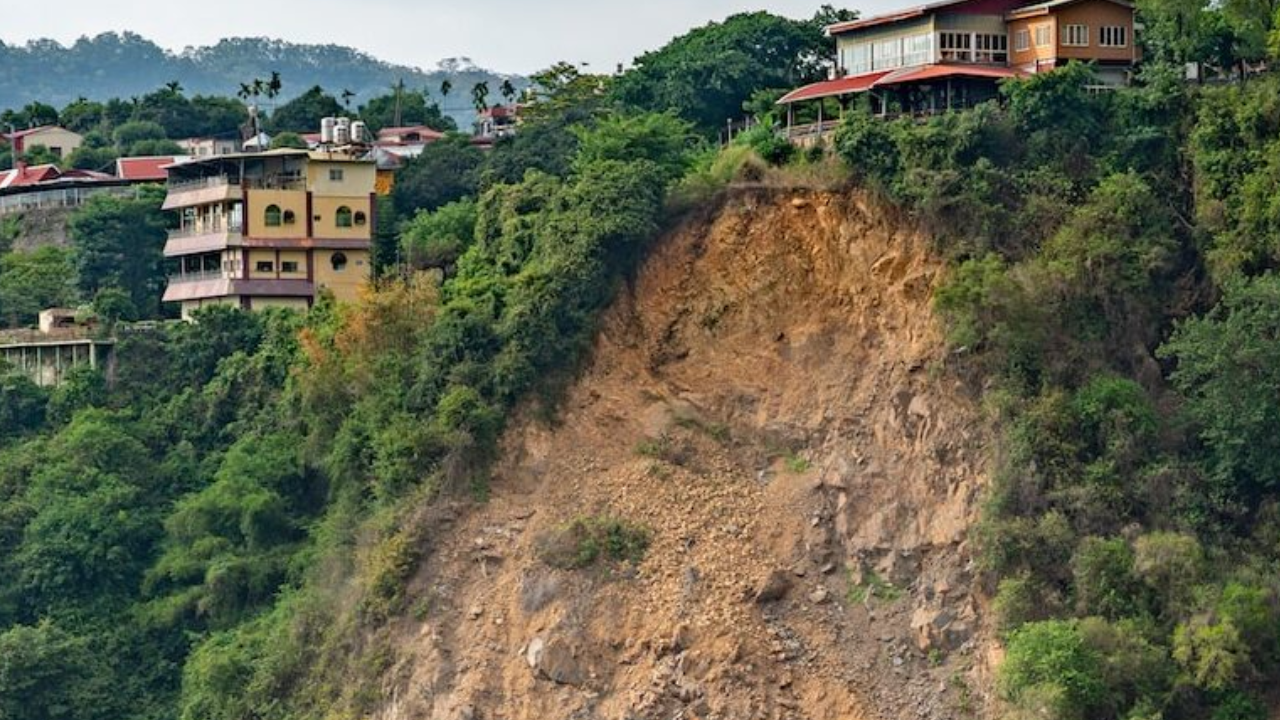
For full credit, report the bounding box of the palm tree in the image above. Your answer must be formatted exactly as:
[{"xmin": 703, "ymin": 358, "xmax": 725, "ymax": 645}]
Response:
[
  {"xmin": 266, "ymin": 71, "xmax": 282, "ymax": 100},
  {"xmin": 440, "ymin": 80, "xmax": 453, "ymax": 100},
  {"xmin": 470, "ymin": 81, "xmax": 490, "ymax": 115},
  {"xmin": 165, "ymin": 80, "xmax": 183, "ymax": 95},
  {"xmin": 499, "ymin": 79, "xmax": 517, "ymax": 104},
  {"xmin": 341, "ymin": 89, "xmax": 356, "ymax": 110}
]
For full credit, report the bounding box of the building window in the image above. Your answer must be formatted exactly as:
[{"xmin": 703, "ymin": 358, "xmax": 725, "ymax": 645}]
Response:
[
  {"xmin": 331, "ymin": 252, "xmax": 348, "ymax": 272},
  {"xmin": 354, "ymin": 211, "xmax": 368, "ymax": 226},
  {"xmin": 282, "ymin": 261, "xmax": 299, "ymax": 273},
  {"xmin": 264, "ymin": 204, "xmax": 282, "ymax": 227},
  {"xmin": 329, "ymin": 168, "xmax": 344, "ymax": 182},
  {"xmin": 335, "ymin": 206, "xmax": 353, "ymax": 228},
  {"xmin": 902, "ymin": 33, "xmax": 932, "ymax": 67},
  {"xmin": 1099, "ymin": 25, "xmax": 1128, "ymax": 47},
  {"xmin": 975, "ymin": 33, "xmax": 1009, "ymax": 63},
  {"xmin": 939, "ymin": 32, "xmax": 973, "ymax": 62},
  {"xmin": 845, "ymin": 43, "xmax": 872, "ymax": 75},
  {"xmin": 1034, "ymin": 24, "xmax": 1052, "ymax": 47},
  {"xmin": 1063, "ymin": 24, "xmax": 1089, "ymax": 46},
  {"xmin": 873, "ymin": 38, "xmax": 902, "ymax": 70},
  {"xmin": 1015, "ymin": 29, "xmax": 1031, "ymax": 51},
  {"xmin": 256, "ymin": 260, "xmax": 274, "ymax": 273},
  {"xmin": 283, "ymin": 209, "xmax": 297, "ymax": 225}
]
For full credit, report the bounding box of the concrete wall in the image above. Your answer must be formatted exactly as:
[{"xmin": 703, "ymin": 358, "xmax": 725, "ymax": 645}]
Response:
[
  {"xmin": 243, "ymin": 189, "xmax": 307, "ymax": 238},
  {"xmin": 313, "ymin": 248, "xmax": 370, "ymax": 302},
  {"xmin": 311, "ymin": 195, "xmax": 373, "ymax": 241}
]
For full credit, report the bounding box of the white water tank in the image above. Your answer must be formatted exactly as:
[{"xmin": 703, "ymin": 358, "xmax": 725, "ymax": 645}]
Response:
[
  {"xmin": 351, "ymin": 121, "xmax": 368, "ymax": 143},
  {"xmin": 320, "ymin": 117, "xmax": 337, "ymax": 144}
]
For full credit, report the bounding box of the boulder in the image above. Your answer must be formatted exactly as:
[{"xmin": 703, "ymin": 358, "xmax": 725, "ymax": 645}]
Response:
[{"xmin": 755, "ymin": 570, "xmax": 793, "ymax": 604}]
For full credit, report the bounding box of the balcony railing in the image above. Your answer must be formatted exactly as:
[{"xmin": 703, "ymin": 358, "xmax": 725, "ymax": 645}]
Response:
[
  {"xmin": 168, "ymin": 222, "xmax": 243, "ymax": 240},
  {"xmin": 167, "ymin": 175, "xmax": 238, "ymax": 192},
  {"xmin": 168, "ymin": 269, "xmax": 229, "ymax": 284}
]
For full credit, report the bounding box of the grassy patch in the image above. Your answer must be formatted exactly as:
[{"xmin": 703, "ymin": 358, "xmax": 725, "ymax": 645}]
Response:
[
  {"xmin": 784, "ymin": 451, "xmax": 812, "ymax": 473},
  {"xmin": 537, "ymin": 516, "xmax": 652, "ymax": 570},
  {"xmin": 847, "ymin": 568, "xmax": 904, "ymax": 604}
]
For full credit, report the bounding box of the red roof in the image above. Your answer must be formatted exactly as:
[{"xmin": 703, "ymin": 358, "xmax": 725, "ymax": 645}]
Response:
[
  {"xmin": 778, "ymin": 72, "xmax": 894, "ymax": 104},
  {"xmin": 779, "ymin": 64, "xmax": 1023, "ymax": 104},
  {"xmin": 376, "ymin": 126, "xmax": 446, "ymax": 142},
  {"xmin": 0, "ymin": 164, "xmax": 113, "ymax": 190},
  {"xmin": 116, "ymin": 156, "xmax": 186, "ymax": 182},
  {"xmin": 874, "ymin": 64, "xmax": 1023, "ymax": 85}
]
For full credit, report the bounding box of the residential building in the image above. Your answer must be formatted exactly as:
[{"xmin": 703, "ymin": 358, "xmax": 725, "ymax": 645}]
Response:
[
  {"xmin": 0, "ymin": 164, "xmax": 131, "ymax": 216},
  {"xmin": 162, "ymin": 148, "xmax": 377, "ymax": 320},
  {"xmin": 777, "ymin": 0, "xmax": 1138, "ymax": 133},
  {"xmin": 474, "ymin": 106, "xmax": 520, "ymax": 140},
  {"xmin": 2, "ymin": 126, "xmax": 84, "ymax": 159},
  {"xmin": 377, "ymin": 125, "xmax": 446, "ymax": 145},
  {"xmin": 176, "ymin": 136, "xmax": 241, "ymax": 158}
]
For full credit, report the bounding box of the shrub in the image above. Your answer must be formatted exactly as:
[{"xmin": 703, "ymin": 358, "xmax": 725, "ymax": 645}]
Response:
[
  {"xmin": 537, "ymin": 516, "xmax": 651, "ymax": 569},
  {"xmin": 1072, "ymin": 536, "xmax": 1145, "ymax": 619},
  {"xmin": 1133, "ymin": 532, "xmax": 1204, "ymax": 616},
  {"xmin": 1001, "ymin": 619, "xmax": 1108, "ymax": 719}
]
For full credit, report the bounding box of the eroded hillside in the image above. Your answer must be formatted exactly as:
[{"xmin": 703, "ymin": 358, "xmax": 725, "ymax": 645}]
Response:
[{"xmin": 377, "ymin": 189, "xmax": 993, "ymax": 720}]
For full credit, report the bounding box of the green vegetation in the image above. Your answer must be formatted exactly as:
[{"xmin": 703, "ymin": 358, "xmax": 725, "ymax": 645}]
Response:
[
  {"xmin": 537, "ymin": 516, "xmax": 652, "ymax": 569},
  {"xmin": 2, "ymin": 5, "xmax": 1280, "ymax": 719},
  {"xmin": 829, "ymin": 55, "xmax": 1280, "ymax": 720}
]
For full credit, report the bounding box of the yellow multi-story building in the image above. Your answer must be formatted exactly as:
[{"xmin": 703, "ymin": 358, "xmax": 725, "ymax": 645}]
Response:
[{"xmin": 162, "ymin": 149, "xmax": 376, "ymax": 319}]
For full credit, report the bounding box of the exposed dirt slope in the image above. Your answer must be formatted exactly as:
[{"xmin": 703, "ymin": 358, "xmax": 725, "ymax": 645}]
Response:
[{"xmin": 379, "ymin": 189, "xmax": 992, "ymax": 720}]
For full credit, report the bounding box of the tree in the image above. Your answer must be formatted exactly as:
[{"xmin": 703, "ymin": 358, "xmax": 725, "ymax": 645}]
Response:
[
  {"xmin": 1001, "ymin": 620, "xmax": 1109, "ymax": 719},
  {"xmin": 267, "ymin": 85, "xmax": 342, "ymax": 133},
  {"xmin": 0, "ymin": 368, "xmax": 48, "ymax": 440},
  {"xmin": 391, "ymin": 134, "xmax": 484, "ymax": 216},
  {"xmin": 0, "ymin": 247, "xmax": 78, "ymax": 328},
  {"xmin": 67, "ymin": 185, "xmax": 169, "ymax": 319},
  {"xmin": 471, "ymin": 81, "xmax": 491, "ymax": 115},
  {"xmin": 401, "ymin": 199, "xmax": 477, "ymax": 271},
  {"xmin": 357, "ymin": 89, "xmax": 455, "ymax": 133},
  {"xmin": 611, "ymin": 12, "xmax": 827, "ymax": 135},
  {"xmin": 0, "ymin": 621, "xmax": 114, "ymax": 720},
  {"xmin": 1161, "ymin": 274, "xmax": 1280, "ymax": 501},
  {"xmin": 268, "ymin": 132, "xmax": 308, "ymax": 150}
]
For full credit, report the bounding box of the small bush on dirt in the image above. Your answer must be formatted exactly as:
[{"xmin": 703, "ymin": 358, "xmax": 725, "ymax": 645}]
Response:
[{"xmin": 537, "ymin": 516, "xmax": 651, "ymax": 569}]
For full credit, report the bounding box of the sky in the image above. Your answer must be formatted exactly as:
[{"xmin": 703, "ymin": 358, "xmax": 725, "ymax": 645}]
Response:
[{"xmin": 0, "ymin": 0, "xmax": 897, "ymax": 74}]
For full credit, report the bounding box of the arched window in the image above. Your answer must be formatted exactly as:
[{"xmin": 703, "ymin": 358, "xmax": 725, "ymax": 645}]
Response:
[
  {"xmin": 264, "ymin": 204, "xmax": 282, "ymax": 227},
  {"xmin": 282, "ymin": 209, "xmax": 297, "ymax": 225},
  {"xmin": 353, "ymin": 211, "xmax": 368, "ymax": 226},
  {"xmin": 335, "ymin": 206, "xmax": 353, "ymax": 228},
  {"xmin": 331, "ymin": 252, "xmax": 348, "ymax": 272}
]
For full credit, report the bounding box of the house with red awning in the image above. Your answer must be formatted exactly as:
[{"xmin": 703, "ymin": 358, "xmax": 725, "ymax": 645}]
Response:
[{"xmin": 778, "ymin": 0, "xmax": 1139, "ymax": 138}]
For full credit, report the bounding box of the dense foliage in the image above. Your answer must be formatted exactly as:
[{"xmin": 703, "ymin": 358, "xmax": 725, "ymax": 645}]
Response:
[{"xmin": 833, "ymin": 58, "xmax": 1280, "ymax": 720}]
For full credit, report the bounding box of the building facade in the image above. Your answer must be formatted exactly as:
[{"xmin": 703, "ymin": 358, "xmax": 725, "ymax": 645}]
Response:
[
  {"xmin": 162, "ymin": 149, "xmax": 376, "ymax": 320},
  {"xmin": 2, "ymin": 126, "xmax": 84, "ymax": 159},
  {"xmin": 779, "ymin": 0, "xmax": 1138, "ymax": 127}
]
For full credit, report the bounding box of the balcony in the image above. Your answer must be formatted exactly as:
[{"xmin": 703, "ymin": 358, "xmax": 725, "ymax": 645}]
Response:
[
  {"xmin": 163, "ymin": 271, "xmax": 315, "ymax": 303},
  {"xmin": 164, "ymin": 223, "xmax": 243, "ymax": 257},
  {"xmin": 163, "ymin": 176, "xmax": 243, "ymax": 210}
]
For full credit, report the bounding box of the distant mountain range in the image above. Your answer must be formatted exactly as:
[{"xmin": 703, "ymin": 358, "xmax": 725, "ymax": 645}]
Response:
[{"xmin": 0, "ymin": 32, "xmax": 526, "ymax": 126}]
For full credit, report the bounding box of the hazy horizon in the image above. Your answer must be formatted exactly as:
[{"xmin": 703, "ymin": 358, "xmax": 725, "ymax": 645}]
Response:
[{"xmin": 0, "ymin": 0, "xmax": 895, "ymax": 75}]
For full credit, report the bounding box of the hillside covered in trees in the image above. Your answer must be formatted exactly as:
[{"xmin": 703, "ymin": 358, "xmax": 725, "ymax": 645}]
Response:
[
  {"xmin": 0, "ymin": 33, "xmax": 523, "ymax": 126},
  {"xmin": 3, "ymin": 4, "xmax": 1280, "ymax": 720}
]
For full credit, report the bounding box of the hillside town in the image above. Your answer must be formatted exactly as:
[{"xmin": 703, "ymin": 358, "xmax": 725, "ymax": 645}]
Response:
[{"xmin": 2, "ymin": 2, "xmax": 1280, "ymax": 720}]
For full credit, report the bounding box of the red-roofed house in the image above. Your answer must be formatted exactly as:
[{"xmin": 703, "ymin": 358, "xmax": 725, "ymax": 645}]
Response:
[
  {"xmin": 2, "ymin": 126, "xmax": 84, "ymax": 159},
  {"xmin": 777, "ymin": 0, "xmax": 1138, "ymax": 137},
  {"xmin": 376, "ymin": 126, "xmax": 446, "ymax": 145},
  {"xmin": 0, "ymin": 163, "xmax": 129, "ymax": 216},
  {"xmin": 115, "ymin": 156, "xmax": 190, "ymax": 183}
]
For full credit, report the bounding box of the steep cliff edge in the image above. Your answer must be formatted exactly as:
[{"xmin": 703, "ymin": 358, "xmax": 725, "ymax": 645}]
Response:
[{"xmin": 378, "ymin": 188, "xmax": 993, "ymax": 720}]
